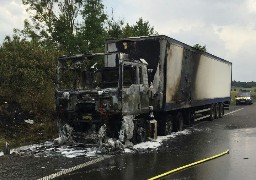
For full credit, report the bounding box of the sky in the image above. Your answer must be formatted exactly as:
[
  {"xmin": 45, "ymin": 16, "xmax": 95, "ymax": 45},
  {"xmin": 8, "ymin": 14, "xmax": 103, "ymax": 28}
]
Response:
[{"xmin": 1, "ymin": 0, "xmax": 256, "ymax": 82}]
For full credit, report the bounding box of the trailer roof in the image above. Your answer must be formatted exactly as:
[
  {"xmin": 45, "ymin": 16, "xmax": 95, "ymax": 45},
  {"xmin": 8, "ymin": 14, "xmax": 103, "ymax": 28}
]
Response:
[
  {"xmin": 58, "ymin": 53, "xmax": 111, "ymax": 61},
  {"xmin": 106, "ymin": 35, "xmax": 232, "ymax": 65}
]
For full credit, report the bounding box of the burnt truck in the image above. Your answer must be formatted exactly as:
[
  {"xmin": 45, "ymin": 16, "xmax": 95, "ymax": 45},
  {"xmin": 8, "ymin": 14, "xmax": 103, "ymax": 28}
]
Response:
[{"xmin": 55, "ymin": 35, "xmax": 232, "ymax": 146}]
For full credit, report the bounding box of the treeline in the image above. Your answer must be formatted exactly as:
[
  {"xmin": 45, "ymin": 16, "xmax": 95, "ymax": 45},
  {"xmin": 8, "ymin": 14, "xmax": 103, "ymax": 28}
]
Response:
[
  {"xmin": 232, "ymin": 81, "xmax": 256, "ymax": 88},
  {"xmin": 0, "ymin": 0, "xmax": 157, "ymax": 120}
]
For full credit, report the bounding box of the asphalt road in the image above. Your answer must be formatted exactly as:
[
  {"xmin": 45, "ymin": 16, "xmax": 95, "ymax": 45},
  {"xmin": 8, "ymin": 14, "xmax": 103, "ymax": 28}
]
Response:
[
  {"xmin": 58, "ymin": 104, "xmax": 256, "ymax": 180},
  {"xmin": 1, "ymin": 104, "xmax": 256, "ymax": 180}
]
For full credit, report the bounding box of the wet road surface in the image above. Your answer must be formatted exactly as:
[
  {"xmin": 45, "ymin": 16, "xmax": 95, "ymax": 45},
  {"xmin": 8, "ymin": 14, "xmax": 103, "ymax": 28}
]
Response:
[
  {"xmin": 1, "ymin": 104, "xmax": 256, "ymax": 180},
  {"xmin": 58, "ymin": 104, "xmax": 256, "ymax": 180}
]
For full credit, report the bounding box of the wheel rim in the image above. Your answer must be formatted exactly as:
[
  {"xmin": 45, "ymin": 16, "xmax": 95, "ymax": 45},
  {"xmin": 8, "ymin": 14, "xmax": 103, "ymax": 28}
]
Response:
[{"xmin": 165, "ymin": 120, "xmax": 173, "ymax": 135}]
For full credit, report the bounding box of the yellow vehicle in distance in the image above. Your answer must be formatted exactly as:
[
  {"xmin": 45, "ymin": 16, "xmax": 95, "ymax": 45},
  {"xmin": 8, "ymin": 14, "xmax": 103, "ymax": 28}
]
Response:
[{"xmin": 235, "ymin": 90, "xmax": 253, "ymax": 105}]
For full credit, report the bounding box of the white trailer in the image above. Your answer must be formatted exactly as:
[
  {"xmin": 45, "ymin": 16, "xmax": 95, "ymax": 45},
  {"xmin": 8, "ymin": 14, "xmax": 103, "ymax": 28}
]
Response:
[{"xmin": 106, "ymin": 35, "xmax": 232, "ymax": 134}]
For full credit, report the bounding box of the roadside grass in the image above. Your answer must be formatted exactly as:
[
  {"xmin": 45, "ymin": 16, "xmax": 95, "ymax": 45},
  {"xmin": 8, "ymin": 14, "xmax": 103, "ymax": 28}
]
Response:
[
  {"xmin": 0, "ymin": 96, "xmax": 58, "ymax": 150},
  {"xmin": 0, "ymin": 117, "xmax": 58, "ymax": 150}
]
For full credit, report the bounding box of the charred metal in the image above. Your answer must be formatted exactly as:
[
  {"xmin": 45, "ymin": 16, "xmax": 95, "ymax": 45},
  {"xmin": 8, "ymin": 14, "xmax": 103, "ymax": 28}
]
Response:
[{"xmin": 55, "ymin": 35, "xmax": 232, "ymax": 148}]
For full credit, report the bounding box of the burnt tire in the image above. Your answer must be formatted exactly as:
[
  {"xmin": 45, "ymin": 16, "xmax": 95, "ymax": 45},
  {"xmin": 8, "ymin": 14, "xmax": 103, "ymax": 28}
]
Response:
[
  {"xmin": 214, "ymin": 104, "xmax": 218, "ymax": 119},
  {"xmin": 132, "ymin": 120, "xmax": 147, "ymax": 143},
  {"xmin": 209, "ymin": 104, "xmax": 215, "ymax": 121},
  {"xmin": 164, "ymin": 119, "xmax": 174, "ymax": 135},
  {"xmin": 219, "ymin": 103, "xmax": 224, "ymax": 118},
  {"xmin": 215, "ymin": 104, "xmax": 220, "ymax": 119},
  {"xmin": 136, "ymin": 126, "xmax": 146, "ymax": 143},
  {"xmin": 185, "ymin": 110, "xmax": 195, "ymax": 127},
  {"xmin": 175, "ymin": 112, "xmax": 184, "ymax": 132},
  {"xmin": 158, "ymin": 114, "xmax": 174, "ymax": 136}
]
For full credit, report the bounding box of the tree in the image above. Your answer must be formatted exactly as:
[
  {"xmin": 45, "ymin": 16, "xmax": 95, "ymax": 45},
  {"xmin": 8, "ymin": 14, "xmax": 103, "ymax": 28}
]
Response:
[
  {"xmin": 107, "ymin": 19, "xmax": 124, "ymax": 39},
  {"xmin": 193, "ymin": 44, "xmax": 206, "ymax": 52},
  {"xmin": 0, "ymin": 35, "xmax": 61, "ymax": 114},
  {"xmin": 78, "ymin": 0, "xmax": 107, "ymax": 53},
  {"xmin": 22, "ymin": 0, "xmax": 83, "ymax": 51},
  {"xmin": 130, "ymin": 17, "xmax": 156, "ymax": 36},
  {"xmin": 22, "ymin": 0, "xmax": 108, "ymax": 54},
  {"xmin": 107, "ymin": 17, "xmax": 157, "ymax": 39},
  {"xmin": 51, "ymin": 0, "xmax": 82, "ymax": 53}
]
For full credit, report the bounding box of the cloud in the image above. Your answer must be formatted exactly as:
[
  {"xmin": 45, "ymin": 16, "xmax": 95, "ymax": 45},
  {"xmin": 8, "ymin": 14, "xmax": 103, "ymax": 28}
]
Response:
[
  {"xmin": 1, "ymin": 0, "xmax": 256, "ymax": 81},
  {"xmin": 103, "ymin": 0, "xmax": 256, "ymax": 81},
  {"xmin": 0, "ymin": 0, "xmax": 28, "ymax": 42},
  {"xmin": 247, "ymin": 0, "xmax": 256, "ymax": 13}
]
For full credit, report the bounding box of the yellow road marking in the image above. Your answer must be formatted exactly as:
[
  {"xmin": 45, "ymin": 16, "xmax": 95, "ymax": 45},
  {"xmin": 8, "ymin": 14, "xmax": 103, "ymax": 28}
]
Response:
[{"xmin": 148, "ymin": 149, "xmax": 229, "ymax": 180}]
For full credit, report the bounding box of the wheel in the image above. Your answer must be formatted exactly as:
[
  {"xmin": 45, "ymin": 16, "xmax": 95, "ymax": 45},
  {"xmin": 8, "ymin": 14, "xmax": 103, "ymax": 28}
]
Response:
[
  {"xmin": 209, "ymin": 104, "xmax": 215, "ymax": 121},
  {"xmin": 55, "ymin": 118, "xmax": 74, "ymax": 144},
  {"xmin": 57, "ymin": 118, "xmax": 65, "ymax": 135},
  {"xmin": 137, "ymin": 126, "xmax": 146, "ymax": 143},
  {"xmin": 164, "ymin": 114, "xmax": 174, "ymax": 135},
  {"xmin": 175, "ymin": 112, "xmax": 184, "ymax": 131},
  {"xmin": 185, "ymin": 109, "xmax": 195, "ymax": 127},
  {"xmin": 214, "ymin": 104, "xmax": 218, "ymax": 119},
  {"xmin": 219, "ymin": 103, "xmax": 224, "ymax": 118},
  {"xmin": 157, "ymin": 114, "xmax": 174, "ymax": 136},
  {"xmin": 215, "ymin": 104, "xmax": 220, "ymax": 119},
  {"xmin": 132, "ymin": 120, "xmax": 147, "ymax": 143}
]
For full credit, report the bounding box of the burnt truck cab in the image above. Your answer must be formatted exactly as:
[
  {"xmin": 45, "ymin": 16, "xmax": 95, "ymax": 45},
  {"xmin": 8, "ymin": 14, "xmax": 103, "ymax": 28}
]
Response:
[{"xmin": 55, "ymin": 53, "xmax": 150, "ymax": 141}]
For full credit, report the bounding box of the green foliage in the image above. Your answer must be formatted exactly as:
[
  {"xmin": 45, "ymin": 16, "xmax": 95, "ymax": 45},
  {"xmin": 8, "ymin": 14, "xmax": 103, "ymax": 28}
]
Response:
[
  {"xmin": 107, "ymin": 17, "xmax": 158, "ymax": 39},
  {"xmin": 78, "ymin": 0, "xmax": 108, "ymax": 53},
  {"xmin": 193, "ymin": 44, "xmax": 206, "ymax": 52},
  {"xmin": 232, "ymin": 80, "xmax": 256, "ymax": 88},
  {"xmin": 0, "ymin": 36, "xmax": 62, "ymax": 115},
  {"xmin": 107, "ymin": 19, "xmax": 124, "ymax": 39},
  {"xmin": 22, "ymin": 0, "xmax": 107, "ymax": 54}
]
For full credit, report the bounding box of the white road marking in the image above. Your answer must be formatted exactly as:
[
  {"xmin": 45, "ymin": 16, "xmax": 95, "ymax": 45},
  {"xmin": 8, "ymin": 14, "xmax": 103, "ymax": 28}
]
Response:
[
  {"xmin": 224, "ymin": 108, "xmax": 244, "ymax": 116},
  {"xmin": 193, "ymin": 108, "xmax": 244, "ymax": 127},
  {"xmin": 37, "ymin": 155, "xmax": 112, "ymax": 180}
]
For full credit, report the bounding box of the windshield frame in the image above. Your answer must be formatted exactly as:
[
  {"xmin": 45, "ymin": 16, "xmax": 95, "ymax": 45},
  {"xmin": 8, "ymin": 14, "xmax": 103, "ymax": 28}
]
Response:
[{"xmin": 238, "ymin": 91, "xmax": 251, "ymax": 97}]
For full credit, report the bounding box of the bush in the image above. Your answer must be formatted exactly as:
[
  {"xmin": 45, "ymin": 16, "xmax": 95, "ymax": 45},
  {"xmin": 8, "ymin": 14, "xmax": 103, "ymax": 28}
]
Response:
[{"xmin": 0, "ymin": 38, "xmax": 62, "ymax": 118}]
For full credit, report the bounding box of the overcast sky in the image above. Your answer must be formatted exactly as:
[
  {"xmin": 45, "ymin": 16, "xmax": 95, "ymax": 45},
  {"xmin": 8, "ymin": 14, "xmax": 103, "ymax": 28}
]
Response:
[{"xmin": 1, "ymin": 0, "xmax": 256, "ymax": 82}]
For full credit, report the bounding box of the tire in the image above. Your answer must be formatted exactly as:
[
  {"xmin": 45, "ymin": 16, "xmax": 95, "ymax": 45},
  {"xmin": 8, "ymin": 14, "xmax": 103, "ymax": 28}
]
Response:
[
  {"xmin": 175, "ymin": 112, "xmax": 184, "ymax": 132},
  {"xmin": 215, "ymin": 104, "xmax": 219, "ymax": 119},
  {"xmin": 164, "ymin": 115, "xmax": 174, "ymax": 135},
  {"xmin": 219, "ymin": 103, "xmax": 224, "ymax": 118},
  {"xmin": 185, "ymin": 109, "xmax": 195, "ymax": 127},
  {"xmin": 133, "ymin": 120, "xmax": 147, "ymax": 143},
  {"xmin": 158, "ymin": 114, "xmax": 174, "ymax": 136},
  {"xmin": 214, "ymin": 104, "xmax": 218, "ymax": 119},
  {"xmin": 136, "ymin": 126, "xmax": 146, "ymax": 143},
  {"xmin": 57, "ymin": 118, "xmax": 65, "ymax": 135},
  {"xmin": 209, "ymin": 104, "xmax": 215, "ymax": 121}
]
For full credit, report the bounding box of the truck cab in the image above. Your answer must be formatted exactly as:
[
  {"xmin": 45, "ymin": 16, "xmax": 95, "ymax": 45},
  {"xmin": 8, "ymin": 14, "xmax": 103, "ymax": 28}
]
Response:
[{"xmin": 55, "ymin": 53, "xmax": 150, "ymax": 142}]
